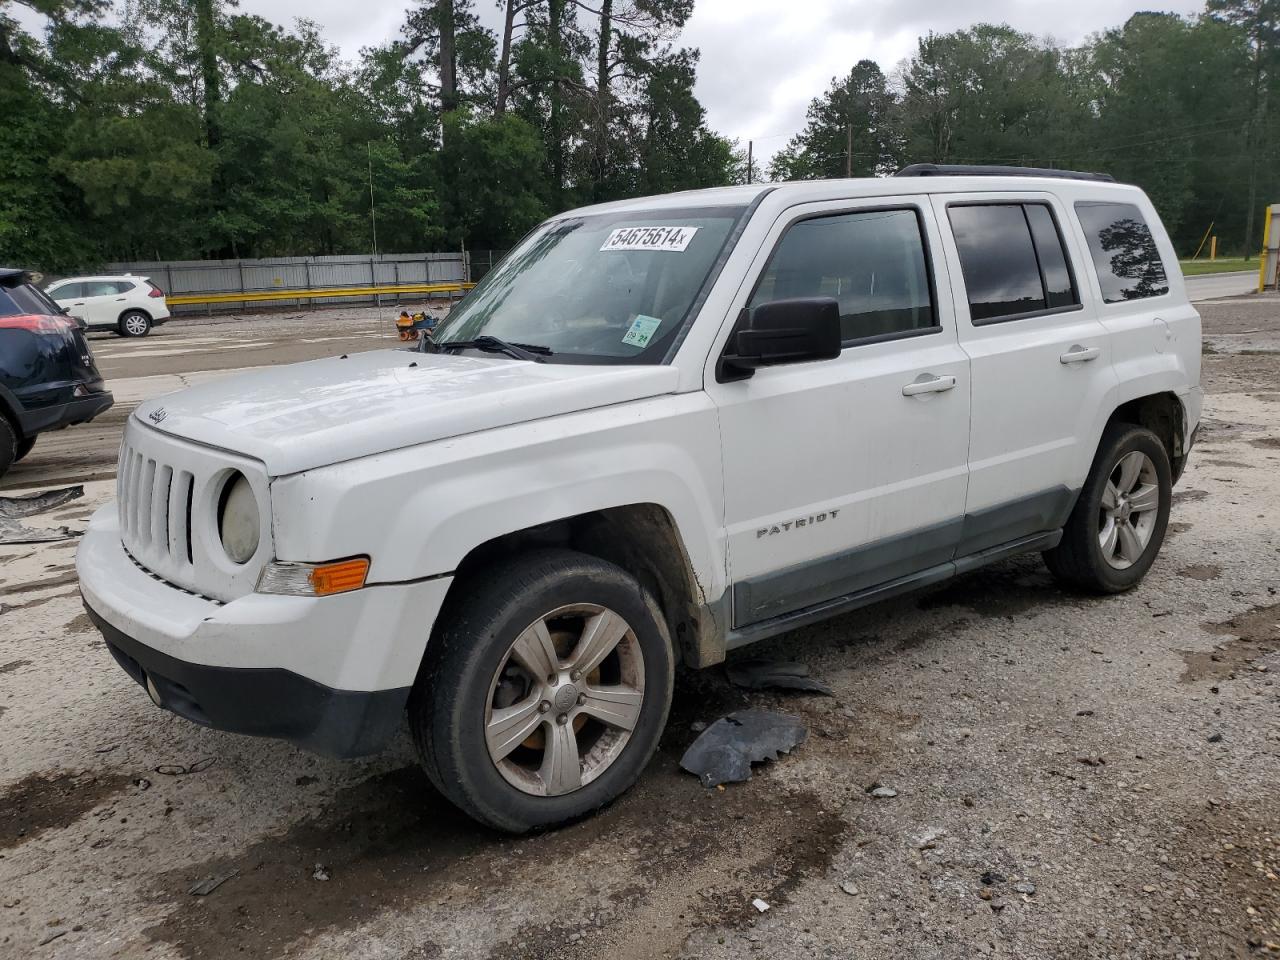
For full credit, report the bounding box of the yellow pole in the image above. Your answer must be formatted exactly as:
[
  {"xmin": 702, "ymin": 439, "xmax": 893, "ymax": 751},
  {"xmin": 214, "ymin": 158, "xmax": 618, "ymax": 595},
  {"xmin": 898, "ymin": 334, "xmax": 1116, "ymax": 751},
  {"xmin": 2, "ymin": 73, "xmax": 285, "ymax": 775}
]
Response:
[
  {"xmin": 1258, "ymin": 205, "xmax": 1271, "ymax": 293},
  {"xmin": 1210, "ymin": 236, "xmax": 1217, "ymax": 260}
]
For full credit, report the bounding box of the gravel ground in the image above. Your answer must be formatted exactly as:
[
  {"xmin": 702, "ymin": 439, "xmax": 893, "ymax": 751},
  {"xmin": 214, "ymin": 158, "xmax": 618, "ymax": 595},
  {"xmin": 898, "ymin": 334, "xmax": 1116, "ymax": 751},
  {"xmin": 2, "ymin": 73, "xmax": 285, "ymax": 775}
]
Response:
[{"xmin": 0, "ymin": 297, "xmax": 1276, "ymax": 960}]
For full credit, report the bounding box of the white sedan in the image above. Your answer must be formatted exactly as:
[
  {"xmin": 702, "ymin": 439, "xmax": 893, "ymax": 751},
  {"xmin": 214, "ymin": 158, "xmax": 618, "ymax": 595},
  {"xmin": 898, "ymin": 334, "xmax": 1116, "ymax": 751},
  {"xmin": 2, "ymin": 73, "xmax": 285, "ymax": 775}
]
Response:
[{"xmin": 45, "ymin": 274, "xmax": 172, "ymax": 337}]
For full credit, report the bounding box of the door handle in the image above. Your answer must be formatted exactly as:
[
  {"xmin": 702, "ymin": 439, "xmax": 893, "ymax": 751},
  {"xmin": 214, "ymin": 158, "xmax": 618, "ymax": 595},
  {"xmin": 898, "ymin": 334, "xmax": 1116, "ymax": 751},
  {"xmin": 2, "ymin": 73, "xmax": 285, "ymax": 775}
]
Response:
[
  {"xmin": 114, "ymin": 297, "xmax": 127, "ymax": 301},
  {"xmin": 1060, "ymin": 345, "xmax": 1100, "ymax": 364},
  {"xmin": 902, "ymin": 374, "xmax": 957, "ymax": 396}
]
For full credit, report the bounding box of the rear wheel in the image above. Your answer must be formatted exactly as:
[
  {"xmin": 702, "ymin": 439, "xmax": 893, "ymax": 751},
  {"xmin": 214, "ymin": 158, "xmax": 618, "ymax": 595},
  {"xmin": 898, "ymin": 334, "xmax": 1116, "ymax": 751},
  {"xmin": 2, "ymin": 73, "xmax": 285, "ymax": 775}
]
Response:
[
  {"xmin": 118, "ymin": 310, "xmax": 151, "ymax": 337},
  {"xmin": 1044, "ymin": 423, "xmax": 1171, "ymax": 593},
  {"xmin": 409, "ymin": 549, "xmax": 674, "ymax": 832},
  {"xmin": 0, "ymin": 417, "xmax": 15, "ymax": 479},
  {"xmin": 14, "ymin": 434, "xmax": 36, "ymax": 462}
]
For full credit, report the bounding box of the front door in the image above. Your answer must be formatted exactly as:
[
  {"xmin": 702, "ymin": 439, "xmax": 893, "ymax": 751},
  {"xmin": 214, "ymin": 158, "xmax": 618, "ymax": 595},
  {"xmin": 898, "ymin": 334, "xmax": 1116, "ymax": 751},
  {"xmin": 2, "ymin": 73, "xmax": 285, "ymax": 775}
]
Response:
[{"xmin": 708, "ymin": 198, "xmax": 972, "ymax": 629}]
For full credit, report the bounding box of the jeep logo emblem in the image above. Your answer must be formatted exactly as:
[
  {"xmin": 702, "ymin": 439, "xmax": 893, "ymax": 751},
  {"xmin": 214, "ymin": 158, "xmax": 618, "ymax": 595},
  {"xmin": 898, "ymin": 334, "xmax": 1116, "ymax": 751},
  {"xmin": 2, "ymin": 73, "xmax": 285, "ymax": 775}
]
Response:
[{"xmin": 148, "ymin": 407, "xmax": 167, "ymax": 424}]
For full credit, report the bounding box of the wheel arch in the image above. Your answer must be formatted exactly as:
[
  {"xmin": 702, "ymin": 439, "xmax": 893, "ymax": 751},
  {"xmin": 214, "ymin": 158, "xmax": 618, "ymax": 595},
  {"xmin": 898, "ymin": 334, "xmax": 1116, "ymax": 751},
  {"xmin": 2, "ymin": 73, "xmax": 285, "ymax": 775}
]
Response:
[
  {"xmin": 443, "ymin": 503, "xmax": 728, "ymax": 668},
  {"xmin": 1104, "ymin": 391, "xmax": 1187, "ymax": 481},
  {"xmin": 118, "ymin": 306, "xmax": 153, "ymax": 323}
]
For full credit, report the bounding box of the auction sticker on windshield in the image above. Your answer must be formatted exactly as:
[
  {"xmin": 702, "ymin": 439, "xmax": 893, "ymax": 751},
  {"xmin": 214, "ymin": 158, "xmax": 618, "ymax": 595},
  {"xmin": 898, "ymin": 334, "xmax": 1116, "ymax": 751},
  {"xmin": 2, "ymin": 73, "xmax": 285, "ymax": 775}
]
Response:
[
  {"xmin": 621, "ymin": 314, "xmax": 663, "ymax": 348},
  {"xmin": 600, "ymin": 226, "xmax": 698, "ymax": 253}
]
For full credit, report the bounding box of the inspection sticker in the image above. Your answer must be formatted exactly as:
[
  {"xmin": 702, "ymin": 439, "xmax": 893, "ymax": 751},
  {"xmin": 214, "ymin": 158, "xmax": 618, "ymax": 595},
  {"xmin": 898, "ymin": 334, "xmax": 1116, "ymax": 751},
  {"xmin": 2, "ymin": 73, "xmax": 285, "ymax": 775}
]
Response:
[
  {"xmin": 621, "ymin": 314, "xmax": 663, "ymax": 348},
  {"xmin": 600, "ymin": 225, "xmax": 698, "ymax": 253}
]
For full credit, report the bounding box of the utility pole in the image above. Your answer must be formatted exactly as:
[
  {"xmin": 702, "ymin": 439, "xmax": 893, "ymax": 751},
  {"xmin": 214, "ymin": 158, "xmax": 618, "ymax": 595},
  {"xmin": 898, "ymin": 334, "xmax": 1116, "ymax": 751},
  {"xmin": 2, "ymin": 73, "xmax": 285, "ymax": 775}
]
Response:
[
  {"xmin": 846, "ymin": 124, "xmax": 853, "ymax": 178},
  {"xmin": 747, "ymin": 140, "xmax": 753, "ymax": 184},
  {"xmin": 367, "ymin": 142, "xmax": 378, "ymax": 258}
]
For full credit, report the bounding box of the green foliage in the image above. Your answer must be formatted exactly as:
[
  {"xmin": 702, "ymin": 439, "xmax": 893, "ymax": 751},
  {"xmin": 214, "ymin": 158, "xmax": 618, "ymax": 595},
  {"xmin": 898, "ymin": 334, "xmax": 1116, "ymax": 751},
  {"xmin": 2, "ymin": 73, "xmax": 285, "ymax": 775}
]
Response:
[{"xmin": 3, "ymin": 0, "xmax": 1279, "ymax": 268}]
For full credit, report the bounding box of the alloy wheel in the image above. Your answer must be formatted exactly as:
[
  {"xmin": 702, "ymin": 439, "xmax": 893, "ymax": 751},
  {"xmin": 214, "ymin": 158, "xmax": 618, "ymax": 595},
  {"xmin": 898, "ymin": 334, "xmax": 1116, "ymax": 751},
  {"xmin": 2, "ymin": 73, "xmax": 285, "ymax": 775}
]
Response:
[
  {"xmin": 1098, "ymin": 450, "xmax": 1160, "ymax": 569},
  {"xmin": 484, "ymin": 603, "xmax": 645, "ymax": 797}
]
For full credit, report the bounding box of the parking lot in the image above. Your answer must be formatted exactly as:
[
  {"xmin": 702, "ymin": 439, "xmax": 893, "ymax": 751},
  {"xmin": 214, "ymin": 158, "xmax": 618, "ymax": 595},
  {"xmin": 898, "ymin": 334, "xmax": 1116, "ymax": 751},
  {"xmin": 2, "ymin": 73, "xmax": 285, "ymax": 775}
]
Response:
[{"xmin": 1, "ymin": 297, "xmax": 1277, "ymax": 959}]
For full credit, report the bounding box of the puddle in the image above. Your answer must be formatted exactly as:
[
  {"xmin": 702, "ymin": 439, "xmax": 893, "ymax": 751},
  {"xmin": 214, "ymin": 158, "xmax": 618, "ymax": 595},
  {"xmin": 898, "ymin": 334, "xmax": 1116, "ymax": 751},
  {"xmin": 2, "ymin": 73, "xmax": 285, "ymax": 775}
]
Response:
[
  {"xmin": 144, "ymin": 759, "xmax": 846, "ymax": 960},
  {"xmin": 0, "ymin": 770, "xmax": 131, "ymax": 850},
  {"xmin": 1177, "ymin": 564, "xmax": 1222, "ymax": 582},
  {"xmin": 1179, "ymin": 603, "xmax": 1280, "ymax": 683}
]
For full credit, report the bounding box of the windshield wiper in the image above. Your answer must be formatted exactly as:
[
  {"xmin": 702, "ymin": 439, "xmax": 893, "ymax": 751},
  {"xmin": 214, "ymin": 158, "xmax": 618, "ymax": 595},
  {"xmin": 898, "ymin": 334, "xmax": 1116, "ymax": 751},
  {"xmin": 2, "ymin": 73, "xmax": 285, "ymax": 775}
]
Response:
[{"xmin": 431, "ymin": 335, "xmax": 552, "ymax": 362}]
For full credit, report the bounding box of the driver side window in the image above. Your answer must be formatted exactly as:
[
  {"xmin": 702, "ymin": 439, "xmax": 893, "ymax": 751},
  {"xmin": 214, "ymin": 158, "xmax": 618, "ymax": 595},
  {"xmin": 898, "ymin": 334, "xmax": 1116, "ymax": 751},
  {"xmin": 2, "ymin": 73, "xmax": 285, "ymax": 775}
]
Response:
[{"xmin": 750, "ymin": 207, "xmax": 938, "ymax": 344}]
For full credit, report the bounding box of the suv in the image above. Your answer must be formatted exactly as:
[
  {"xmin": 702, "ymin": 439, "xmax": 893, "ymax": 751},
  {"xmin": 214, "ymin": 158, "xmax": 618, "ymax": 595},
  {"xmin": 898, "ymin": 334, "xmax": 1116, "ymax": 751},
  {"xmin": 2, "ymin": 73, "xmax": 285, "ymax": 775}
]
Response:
[
  {"xmin": 78, "ymin": 167, "xmax": 1201, "ymax": 831},
  {"xmin": 45, "ymin": 274, "xmax": 171, "ymax": 337},
  {"xmin": 1, "ymin": 269, "xmax": 114, "ymax": 477}
]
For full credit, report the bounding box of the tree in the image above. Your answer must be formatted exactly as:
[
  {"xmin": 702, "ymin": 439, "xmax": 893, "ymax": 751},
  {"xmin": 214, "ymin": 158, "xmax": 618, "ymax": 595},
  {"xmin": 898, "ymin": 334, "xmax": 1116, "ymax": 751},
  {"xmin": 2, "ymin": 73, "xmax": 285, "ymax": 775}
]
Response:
[{"xmin": 769, "ymin": 60, "xmax": 899, "ymax": 180}]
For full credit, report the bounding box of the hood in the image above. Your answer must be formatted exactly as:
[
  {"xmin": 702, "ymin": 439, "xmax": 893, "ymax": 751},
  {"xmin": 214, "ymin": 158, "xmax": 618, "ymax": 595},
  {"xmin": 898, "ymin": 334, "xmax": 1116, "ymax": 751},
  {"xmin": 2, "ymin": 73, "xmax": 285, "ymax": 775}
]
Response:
[{"xmin": 133, "ymin": 349, "xmax": 680, "ymax": 475}]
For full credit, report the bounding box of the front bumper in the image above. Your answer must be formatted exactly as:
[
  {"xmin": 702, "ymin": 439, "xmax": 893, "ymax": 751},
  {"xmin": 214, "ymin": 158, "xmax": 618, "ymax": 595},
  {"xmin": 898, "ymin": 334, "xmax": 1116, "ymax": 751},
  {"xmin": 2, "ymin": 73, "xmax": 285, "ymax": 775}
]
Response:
[{"xmin": 77, "ymin": 504, "xmax": 453, "ymax": 758}]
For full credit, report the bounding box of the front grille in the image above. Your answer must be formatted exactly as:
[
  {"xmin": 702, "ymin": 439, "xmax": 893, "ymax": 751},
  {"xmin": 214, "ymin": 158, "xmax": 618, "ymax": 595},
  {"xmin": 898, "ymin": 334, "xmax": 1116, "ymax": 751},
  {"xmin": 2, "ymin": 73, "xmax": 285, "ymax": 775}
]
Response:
[
  {"xmin": 118, "ymin": 446, "xmax": 195, "ymax": 572},
  {"xmin": 115, "ymin": 418, "xmax": 271, "ymax": 603}
]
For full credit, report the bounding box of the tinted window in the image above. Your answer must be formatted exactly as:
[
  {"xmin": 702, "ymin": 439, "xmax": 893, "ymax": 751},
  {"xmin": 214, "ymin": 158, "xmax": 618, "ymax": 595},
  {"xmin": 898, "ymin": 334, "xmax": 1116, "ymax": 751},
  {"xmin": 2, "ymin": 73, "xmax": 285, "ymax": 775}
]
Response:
[
  {"xmin": 1024, "ymin": 205, "xmax": 1077, "ymax": 309},
  {"xmin": 1075, "ymin": 201, "xmax": 1169, "ymax": 303},
  {"xmin": 112, "ymin": 280, "xmax": 136, "ymax": 293},
  {"xmin": 0, "ymin": 281, "xmax": 63, "ymax": 317},
  {"xmin": 949, "ymin": 205, "xmax": 1046, "ymax": 321},
  {"xmin": 49, "ymin": 282, "xmax": 82, "ymax": 300},
  {"xmin": 750, "ymin": 208, "xmax": 935, "ymax": 342}
]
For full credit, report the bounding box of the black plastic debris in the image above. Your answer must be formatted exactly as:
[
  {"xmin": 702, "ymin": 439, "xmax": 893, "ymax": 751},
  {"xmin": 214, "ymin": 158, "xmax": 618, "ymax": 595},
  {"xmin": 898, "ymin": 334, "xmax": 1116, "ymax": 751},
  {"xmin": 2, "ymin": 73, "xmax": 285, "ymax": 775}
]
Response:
[
  {"xmin": 188, "ymin": 869, "xmax": 238, "ymax": 896},
  {"xmin": 0, "ymin": 485, "xmax": 84, "ymax": 519},
  {"xmin": 0, "ymin": 485, "xmax": 85, "ymax": 544},
  {"xmin": 725, "ymin": 658, "xmax": 834, "ymax": 696},
  {"xmin": 679, "ymin": 709, "xmax": 807, "ymax": 788}
]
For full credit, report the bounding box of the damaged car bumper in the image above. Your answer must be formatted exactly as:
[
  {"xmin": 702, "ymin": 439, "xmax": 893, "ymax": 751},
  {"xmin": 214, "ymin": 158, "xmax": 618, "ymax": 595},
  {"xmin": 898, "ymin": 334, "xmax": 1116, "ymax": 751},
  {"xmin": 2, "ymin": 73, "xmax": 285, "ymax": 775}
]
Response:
[{"xmin": 77, "ymin": 504, "xmax": 452, "ymax": 758}]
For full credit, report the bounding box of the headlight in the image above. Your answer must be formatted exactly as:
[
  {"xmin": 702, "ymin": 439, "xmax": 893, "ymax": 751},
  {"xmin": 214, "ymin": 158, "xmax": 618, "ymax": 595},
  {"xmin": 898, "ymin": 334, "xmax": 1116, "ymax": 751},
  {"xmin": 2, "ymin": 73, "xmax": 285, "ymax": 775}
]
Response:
[{"xmin": 217, "ymin": 471, "xmax": 260, "ymax": 564}]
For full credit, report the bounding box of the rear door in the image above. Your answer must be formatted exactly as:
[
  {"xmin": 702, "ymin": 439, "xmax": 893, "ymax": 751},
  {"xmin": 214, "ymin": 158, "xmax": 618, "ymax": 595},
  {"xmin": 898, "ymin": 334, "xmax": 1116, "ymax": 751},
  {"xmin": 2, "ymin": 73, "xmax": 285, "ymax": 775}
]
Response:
[
  {"xmin": 709, "ymin": 196, "xmax": 972, "ymax": 629},
  {"xmin": 79, "ymin": 280, "xmax": 125, "ymax": 328},
  {"xmin": 932, "ymin": 192, "xmax": 1117, "ymax": 554}
]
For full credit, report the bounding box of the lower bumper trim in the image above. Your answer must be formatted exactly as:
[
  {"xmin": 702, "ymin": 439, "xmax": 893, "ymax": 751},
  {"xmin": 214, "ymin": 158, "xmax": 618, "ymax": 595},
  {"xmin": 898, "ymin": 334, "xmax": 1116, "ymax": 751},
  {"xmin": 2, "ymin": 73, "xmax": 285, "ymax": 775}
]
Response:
[{"xmin": 85, "ymin": 601, "xmax": 408, "ymax": 759}]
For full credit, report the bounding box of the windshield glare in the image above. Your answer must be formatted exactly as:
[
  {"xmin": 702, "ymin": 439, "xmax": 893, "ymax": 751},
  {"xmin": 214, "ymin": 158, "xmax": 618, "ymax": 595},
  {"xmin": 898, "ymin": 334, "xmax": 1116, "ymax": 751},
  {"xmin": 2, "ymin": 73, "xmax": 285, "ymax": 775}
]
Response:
[{"xmin": 432, "ymin": 206, "xmax": 745, "ymax": 363}]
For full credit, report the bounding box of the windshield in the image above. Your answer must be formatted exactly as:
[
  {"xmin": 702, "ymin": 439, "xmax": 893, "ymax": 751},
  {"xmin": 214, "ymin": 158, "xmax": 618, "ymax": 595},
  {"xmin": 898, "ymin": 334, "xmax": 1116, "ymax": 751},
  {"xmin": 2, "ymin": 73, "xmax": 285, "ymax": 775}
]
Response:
[{"xmin": 431, "ymin": 205, "xmax": 746, "ymax": 364}]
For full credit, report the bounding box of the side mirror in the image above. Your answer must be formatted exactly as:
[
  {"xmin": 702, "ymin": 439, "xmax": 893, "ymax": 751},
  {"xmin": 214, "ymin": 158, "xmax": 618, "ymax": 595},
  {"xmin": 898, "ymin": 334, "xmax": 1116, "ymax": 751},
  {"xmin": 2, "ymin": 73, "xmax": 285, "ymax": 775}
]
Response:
[{"xmin": 717, "ymin": 297, "xmax": 842, "ymax": 382}]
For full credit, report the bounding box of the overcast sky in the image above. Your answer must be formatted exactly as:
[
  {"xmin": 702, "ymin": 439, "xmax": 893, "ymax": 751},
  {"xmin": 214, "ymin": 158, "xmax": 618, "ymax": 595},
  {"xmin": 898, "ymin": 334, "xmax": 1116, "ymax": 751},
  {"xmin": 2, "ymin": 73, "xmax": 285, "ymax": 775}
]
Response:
[
  {"xmin": 232, "ymin": 0, "xmax": 1205, "ymax": 166},
  {"xmin": 22, "ymin": 0, "xmax": 1208, "ymax": 166}
]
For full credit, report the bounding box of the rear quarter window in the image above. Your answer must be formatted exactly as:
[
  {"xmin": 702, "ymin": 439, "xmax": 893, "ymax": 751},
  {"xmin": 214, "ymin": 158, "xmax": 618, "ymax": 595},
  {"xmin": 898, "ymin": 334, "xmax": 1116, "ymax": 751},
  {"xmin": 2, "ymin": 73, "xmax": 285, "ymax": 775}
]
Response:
[{"xmin": 1075, "ymin": 201, "xmax": 1169, "ymax": 303}]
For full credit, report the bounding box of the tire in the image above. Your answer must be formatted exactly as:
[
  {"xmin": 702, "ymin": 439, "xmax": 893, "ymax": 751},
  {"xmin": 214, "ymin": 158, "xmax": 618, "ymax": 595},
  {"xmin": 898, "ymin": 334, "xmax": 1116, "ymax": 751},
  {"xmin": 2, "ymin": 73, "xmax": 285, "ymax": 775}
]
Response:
[
  {"xmin": 0, "ymin": 417, "xmax": 15, "ymax": 479},
  {"xmin": 1044, "ymin": 422, "xmax": 1172, "ymax": 593},
  {"xmin": 409, "ymin": 548, "xmax": 675, "ymax": 833},
  {"xmin": 14, "ymin": 434, "xmax": 36, "ymax": 463},
  {"xmin": 118, "ymin": 310, "xmax": 152, "ymax": 337}
]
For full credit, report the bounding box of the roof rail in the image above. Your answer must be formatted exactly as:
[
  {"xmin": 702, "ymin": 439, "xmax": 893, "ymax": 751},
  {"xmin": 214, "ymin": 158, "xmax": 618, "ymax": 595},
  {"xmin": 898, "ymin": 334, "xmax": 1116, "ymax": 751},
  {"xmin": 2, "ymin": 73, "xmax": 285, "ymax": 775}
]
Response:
[{"xmin": 895, "ymin": 163, "xmax": 1115, "ymax": 183}]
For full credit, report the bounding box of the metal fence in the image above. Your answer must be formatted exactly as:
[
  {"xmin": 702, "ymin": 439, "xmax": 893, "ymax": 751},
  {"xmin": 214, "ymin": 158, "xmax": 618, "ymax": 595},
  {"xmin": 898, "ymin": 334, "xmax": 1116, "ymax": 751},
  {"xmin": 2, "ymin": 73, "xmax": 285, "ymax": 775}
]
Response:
[{"xmin": 105, "ymin": 252, "xmax": 469, "ymax": 314}]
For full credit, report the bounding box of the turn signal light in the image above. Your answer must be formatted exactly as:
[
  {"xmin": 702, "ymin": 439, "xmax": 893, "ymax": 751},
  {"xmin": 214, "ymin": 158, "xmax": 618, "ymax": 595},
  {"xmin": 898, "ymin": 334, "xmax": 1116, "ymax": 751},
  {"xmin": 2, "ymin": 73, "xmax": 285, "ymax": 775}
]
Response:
[
  {"xmin": 257, "ymin": 557, "xmax": 370, "ymax": 597},
  {"xmin": 310, "ymin": 558, "xmax": 370, "ymax": 596}
]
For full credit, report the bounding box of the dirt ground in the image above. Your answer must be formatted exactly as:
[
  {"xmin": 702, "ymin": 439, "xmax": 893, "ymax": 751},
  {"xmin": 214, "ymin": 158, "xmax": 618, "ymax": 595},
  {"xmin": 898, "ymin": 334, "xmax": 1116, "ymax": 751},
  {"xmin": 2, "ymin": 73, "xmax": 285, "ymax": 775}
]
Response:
[{"xmin": 0, "ymin": 297, "xmax": 1277, "ymax": 960}]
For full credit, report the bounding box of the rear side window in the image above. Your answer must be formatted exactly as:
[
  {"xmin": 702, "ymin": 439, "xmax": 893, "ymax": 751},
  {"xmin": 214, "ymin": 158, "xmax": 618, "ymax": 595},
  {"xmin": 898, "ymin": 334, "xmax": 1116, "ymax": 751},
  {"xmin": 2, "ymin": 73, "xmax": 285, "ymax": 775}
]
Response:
[
  {"xmin": 0, "ymin": 282, "xmax": 62, "ymax": 317},
  {"xmin": 1075, "ymin": 201, "xmax": 1169, "ymax": 303},
  {"xmin": 112, "ymin": 280, "xmax": 136, "ymax": 293},
  {"xmin": 84, "ymin": 281, "xmax": 118, "ymax": 297},
  {"xmin": 49, "ymin": 282, "xmax": 82, "ymax": 299},
  {"xmin": 750, "ymin": 208, "xmax": 937, "ymax": 343},
  {"xmin": 948, "ymin": 203, "xmax": 1080, "ymax": 323}
]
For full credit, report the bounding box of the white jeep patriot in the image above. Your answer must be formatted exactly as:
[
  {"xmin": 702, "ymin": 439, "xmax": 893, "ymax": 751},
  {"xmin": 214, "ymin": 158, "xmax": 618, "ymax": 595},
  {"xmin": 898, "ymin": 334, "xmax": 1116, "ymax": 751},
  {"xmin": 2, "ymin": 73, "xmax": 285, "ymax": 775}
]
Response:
[{"xmin": 79, "ymin": 165, "xmax": 1202, "ymax": 831}]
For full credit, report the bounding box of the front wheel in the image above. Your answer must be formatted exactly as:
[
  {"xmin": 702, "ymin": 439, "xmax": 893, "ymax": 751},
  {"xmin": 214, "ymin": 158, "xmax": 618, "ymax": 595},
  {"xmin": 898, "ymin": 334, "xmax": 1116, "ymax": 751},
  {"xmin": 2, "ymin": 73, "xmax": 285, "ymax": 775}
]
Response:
[
  {"xmin": 118, "ymin": 310, "xmax": 152, "ymax": 337},
  {"xmin": 1044, "ymin": 423, "xmax": 1172, "ymax": 593},
  {"xmin": 409, "ymin": 549, "xmax": 674, "ymax": 832}
]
